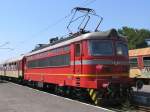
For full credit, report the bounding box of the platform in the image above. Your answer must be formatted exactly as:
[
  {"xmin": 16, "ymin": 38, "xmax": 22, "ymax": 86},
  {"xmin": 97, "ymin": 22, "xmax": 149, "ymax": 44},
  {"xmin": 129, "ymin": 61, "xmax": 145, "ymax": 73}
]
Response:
[{"xmin": 0, "ymin": 81, "xmax": 111, "ymax": 112}]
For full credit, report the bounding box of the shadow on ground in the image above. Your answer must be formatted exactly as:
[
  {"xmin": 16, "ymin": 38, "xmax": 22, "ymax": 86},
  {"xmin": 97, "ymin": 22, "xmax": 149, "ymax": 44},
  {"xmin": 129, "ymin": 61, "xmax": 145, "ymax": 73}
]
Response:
[
  {"xmin": 0, "ymin": 80, "xmax": 8, "ymax": 84},
  {"xmin": 132, "ymin": 91, "xmax": 150, "ymax": 107}
]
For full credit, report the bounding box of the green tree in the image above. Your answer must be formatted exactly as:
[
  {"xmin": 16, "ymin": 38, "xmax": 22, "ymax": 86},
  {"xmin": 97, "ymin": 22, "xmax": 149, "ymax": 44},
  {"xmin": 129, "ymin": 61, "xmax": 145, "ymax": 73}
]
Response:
[{"xmin": 118, "ymin": 27, "xmax": 150, "ymax": 49}]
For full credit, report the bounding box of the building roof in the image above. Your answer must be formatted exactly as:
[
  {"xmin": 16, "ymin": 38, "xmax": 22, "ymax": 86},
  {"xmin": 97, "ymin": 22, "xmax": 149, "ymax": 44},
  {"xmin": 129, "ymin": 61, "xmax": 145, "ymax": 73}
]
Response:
[{"xmin": 129, "ymin": 47, "xmax": 150, "ymax": 57}]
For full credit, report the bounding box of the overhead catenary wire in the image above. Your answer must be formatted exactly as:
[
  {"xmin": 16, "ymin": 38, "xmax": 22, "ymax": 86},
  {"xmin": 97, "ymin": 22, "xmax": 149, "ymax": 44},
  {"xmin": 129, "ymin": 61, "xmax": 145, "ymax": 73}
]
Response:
[
  {"xmin": 18, "ymin": 12, "xmax": 72, "ymax": 45},
  {"xmin": 33, "ymin": 13, "xmax": 72, "ymax": 37},
  {"xmin": 0, "ymin": 42, "xmax": 9, "ymax": 48},
  {"xmin": 0, "ymin": 42, "xmax": 14, "ymax": 51},
  {"xmin": 81, "ymin": 0, "xmax": 97, "ymax": 7},
  {"xmin": 0, "ymin": 1, "xmax": 99, "ymax": 60},
  {"xmin": 36, "ymin": 0, "xmax": 97, "ymax": 35},
  {"xmin": 19, "ymin": 0, "xmax": 98, "ymax": 47},
  {"xmin": 25, "ymin": 0, "xmax": 98, "ymax": 39},
  {"xmin": 0, "ymin": 48, "xmax": 14, "ymax": 50}
]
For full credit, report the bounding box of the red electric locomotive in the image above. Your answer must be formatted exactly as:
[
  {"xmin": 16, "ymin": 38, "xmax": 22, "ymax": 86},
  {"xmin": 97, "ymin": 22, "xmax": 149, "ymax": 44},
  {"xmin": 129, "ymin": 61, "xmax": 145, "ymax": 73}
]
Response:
[
  {"xmin": 24, "ymin": 28, "xmax": 132, "ymax": 104},
  {"xmin": 24, "ymin": 7, "xmax": 132, "ymax": 105},
  {"xmin": 0, "ymin": 7, "xmax": 133, "ymax": 105}
]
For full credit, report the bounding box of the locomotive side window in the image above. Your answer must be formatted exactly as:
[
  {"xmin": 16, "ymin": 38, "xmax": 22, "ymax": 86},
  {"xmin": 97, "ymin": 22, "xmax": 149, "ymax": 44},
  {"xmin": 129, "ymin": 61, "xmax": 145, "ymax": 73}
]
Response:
[
  {"xmin": 75, "ymin": 44, "xmax": 81, "ymax": 57},
  {"xmin": 89, "ymin": 40, "xmax": 113, "ymax": 56},
  {"xmin": 116, "ymin": 42, "xmax": 128, "ymax": 56},
  {"xmin": 27, "ymin": 45, "xmax": 71, "ymax": 68},
  {"xmin": 39, "ymin": 58, "xmax": 49, "ymax": 67},
  {"xmin": 27, "ymin": 54, "xmax": 70, "ymax": 68},
  {"xmin": 28, "ymin": 60, "xmax": 38, "ymax": 68},
  {"xmin": 143, "ymin": 57, "xmax": 150, "ymax": 67},
  {"xmin": 49, "ymin": 54, "xmax": 70, "ymax": 66},
  {"xmin": 129, "ymin": 58, "xmax": 138, "ymax": 67},
  {"xmin": 51, "ymin": 45, "xmax": 70, "ymax": 54}
]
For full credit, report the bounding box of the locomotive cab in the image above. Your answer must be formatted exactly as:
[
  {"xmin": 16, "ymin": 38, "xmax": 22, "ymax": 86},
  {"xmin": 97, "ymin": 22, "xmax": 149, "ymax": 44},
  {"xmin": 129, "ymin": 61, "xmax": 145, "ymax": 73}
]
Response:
[
  {"xmin": 72, "ymin": 29, "xmax": 133, "ymax": 105},
  {"xmin": 88, "ymin": 37, "xmax": 130, "ymax": 83}
]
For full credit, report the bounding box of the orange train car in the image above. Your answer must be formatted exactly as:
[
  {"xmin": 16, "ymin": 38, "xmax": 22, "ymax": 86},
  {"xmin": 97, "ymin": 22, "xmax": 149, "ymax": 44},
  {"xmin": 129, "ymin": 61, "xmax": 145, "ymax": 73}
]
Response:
[{"xmin": 129, "ymin": 47, "xmax": 150, "ymax": 89}]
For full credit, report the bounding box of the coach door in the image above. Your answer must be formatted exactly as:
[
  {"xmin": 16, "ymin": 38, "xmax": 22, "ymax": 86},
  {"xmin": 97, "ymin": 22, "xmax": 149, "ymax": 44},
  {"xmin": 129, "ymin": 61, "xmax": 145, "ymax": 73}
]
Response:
[{"xmin": 74, "ymin": 42, "xmax": 82, "ymax": 75}]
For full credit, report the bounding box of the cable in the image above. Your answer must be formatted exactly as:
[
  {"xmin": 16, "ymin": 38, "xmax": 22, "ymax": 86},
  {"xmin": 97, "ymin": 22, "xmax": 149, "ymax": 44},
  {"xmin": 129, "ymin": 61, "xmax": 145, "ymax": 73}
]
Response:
[
  {"xmin": 78, "ymin": 0, "xmax": 89, "ymax": 6},
  {"xmin": 0, "ymin": 42, "xmax": 9, "ymax": 48},
  {"xmin": 0, "ymin": 42, "xmax": 14, "ymax": 51},
  {"xmin": 81, "ymin": 0, "xmax": 97, "ymax": 7},
  {"xmin": 37, "ymin": 13, "xmax": 71, "ymax": 35},
  {"xmin": 18, "ymin": 12, "xmax": 72, "ymax": 45},
  {"xmin": 0, "ymin": 48, "xmax": 14, "ymax": 50},
  {"xmin": 32, "ymin": 0, "xmax": 97, "ymax": 37},
  {"xmin": 19, "ymin": 0, "xmax": 98, "ymax": 46}
]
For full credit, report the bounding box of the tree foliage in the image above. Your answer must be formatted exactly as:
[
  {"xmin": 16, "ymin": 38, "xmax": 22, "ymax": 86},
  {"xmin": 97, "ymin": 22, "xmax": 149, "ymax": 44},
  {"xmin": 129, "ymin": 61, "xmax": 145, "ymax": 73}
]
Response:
[{"xmin": 118, "ymin": 27, "xmax": 150, "ymax": 49}]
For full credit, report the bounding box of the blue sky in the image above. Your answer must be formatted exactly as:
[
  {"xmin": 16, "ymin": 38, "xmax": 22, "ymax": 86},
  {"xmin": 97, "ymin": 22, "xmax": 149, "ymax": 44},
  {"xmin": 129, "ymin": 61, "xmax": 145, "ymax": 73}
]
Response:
[{"xmin": 0, "ymin": 0, "xmax": 150, "ymax": 61}]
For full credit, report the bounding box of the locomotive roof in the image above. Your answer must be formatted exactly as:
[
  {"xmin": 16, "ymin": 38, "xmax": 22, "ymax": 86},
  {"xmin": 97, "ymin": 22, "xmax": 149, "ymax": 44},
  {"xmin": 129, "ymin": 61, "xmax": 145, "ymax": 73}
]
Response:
[
  {"xmin": 26, "ymin": 29, "xmax": 127, "ymax": 57},
  {"xmin": 129, "ymin": 47, "xmax": 150, "ymax": 57}
]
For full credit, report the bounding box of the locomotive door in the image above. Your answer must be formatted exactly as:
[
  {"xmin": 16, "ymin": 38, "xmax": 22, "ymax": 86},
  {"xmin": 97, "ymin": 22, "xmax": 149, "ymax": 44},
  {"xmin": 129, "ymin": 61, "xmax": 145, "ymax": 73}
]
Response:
[
  {"xmin": 74, "ymin": 42, "xmax": 82, "ymax": 87},
  {"xmin": 74, "ymin": 42, "xmax": 82, "ymax": 74}
]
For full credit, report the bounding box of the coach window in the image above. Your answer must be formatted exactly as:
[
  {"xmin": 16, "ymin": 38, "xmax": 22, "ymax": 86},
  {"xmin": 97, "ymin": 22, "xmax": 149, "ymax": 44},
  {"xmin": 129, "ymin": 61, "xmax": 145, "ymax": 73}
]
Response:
[
  {"xmin": 143, "ymin": 57, "xmax": 150, "ymax": 67},
  {"xmin": 129, "ymin": 58, "xmax": 138, "ymax": 67},
  {"xmin": 75, "ymin": 44, "xmax": 81, "ymax": 57}
]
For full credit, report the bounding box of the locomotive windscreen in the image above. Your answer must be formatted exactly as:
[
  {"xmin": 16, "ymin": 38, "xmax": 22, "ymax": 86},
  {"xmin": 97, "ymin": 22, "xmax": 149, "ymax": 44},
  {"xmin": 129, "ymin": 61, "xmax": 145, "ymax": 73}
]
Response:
[
  {"xmin": 89, "ymin": 40, "xmax": 113, "ymax": 56},
  {"xmin": 89, "ymin": 40, "xmax": 128, "ymax": 56},
  {"xmin": 116, "ymin": 42, "xmax": 128, "ymax": 56}
]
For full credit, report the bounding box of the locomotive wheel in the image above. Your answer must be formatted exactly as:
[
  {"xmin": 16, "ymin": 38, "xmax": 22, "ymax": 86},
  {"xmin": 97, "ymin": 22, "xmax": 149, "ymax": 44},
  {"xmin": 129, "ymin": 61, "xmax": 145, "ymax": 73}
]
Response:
[{"xmin": 55, "ymin": 86, "xmax": 69, "ymax": 96}]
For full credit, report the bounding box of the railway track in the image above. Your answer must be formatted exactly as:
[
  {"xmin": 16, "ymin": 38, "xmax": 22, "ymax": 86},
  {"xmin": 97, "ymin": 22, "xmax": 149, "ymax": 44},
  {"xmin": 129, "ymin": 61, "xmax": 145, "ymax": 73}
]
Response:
[
  {"xmin": 108, "ymin": 105, "xmax": 150, "ymax": 112},
  {"xmin": 133, "ymin": 105, "xmax": 150, "ymax": 112},
  {"xmin": 110, "ymin": 104, "xmax": 150, "ymax": 112}
]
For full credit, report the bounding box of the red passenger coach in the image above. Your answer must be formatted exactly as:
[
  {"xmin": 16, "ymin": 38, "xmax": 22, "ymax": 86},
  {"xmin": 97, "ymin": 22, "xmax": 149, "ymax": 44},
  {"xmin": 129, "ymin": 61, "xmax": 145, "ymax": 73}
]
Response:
[{"xmin": 24, "ymin": 29, "xmax": 133, "ymax": 105}]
